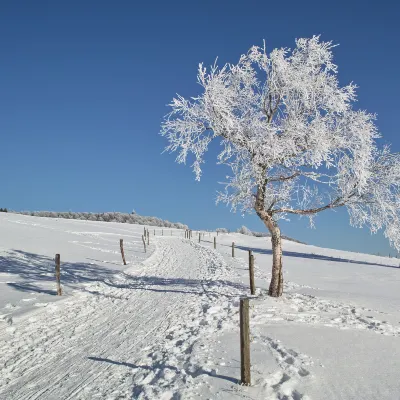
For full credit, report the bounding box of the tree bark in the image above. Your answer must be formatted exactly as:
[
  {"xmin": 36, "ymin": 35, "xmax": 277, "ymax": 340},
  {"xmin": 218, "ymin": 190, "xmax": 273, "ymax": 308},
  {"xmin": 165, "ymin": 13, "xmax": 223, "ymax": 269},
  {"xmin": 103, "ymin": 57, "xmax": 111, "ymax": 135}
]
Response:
[
  {"xmin": 268, "ymin": 223, "xmax": 283, "ymax": 297},
  {"xmin": 254, "ymin": 181, "xmax": 283, "ymax": 297}
]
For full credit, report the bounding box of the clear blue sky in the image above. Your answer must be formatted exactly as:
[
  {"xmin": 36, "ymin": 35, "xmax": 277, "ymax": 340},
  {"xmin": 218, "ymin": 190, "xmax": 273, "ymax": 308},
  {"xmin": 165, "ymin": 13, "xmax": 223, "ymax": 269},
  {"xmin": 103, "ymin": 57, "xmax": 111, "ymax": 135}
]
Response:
[{"xmin": 1, "ymin": 0, "xmax": 399, "ymax": 256}]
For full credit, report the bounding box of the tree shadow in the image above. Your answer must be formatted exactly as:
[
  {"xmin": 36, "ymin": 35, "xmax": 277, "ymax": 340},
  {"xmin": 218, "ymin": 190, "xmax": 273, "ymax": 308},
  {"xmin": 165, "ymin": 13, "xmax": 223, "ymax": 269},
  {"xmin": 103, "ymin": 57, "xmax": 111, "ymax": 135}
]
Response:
[
  {"xmin": 236, "ymin": 245, "xmax": 399, "ymax": 269},
  {"xmin": 7, "ymin": 282, "xmax": 57, "ymax": 295},
  {"xmin": 98, "ymin": 274, "xmax": 247, "ymax": 298},
  {"xmin": 0, "ymin": 249, "xmax": 248, "ymax": 298},
  {"xmin": 0, "ymin": 249, "xmax": 119, "ymax": 296},
  {"xmin": 86, "ymin": 257, "xmax": 124, "ymax": 267}
]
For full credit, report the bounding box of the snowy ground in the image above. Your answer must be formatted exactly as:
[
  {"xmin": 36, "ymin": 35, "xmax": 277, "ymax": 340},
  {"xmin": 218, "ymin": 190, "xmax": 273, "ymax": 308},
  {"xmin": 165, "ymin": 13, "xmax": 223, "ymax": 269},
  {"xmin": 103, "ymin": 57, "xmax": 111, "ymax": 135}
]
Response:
[{"xmin": 0, "ymin": 213, "xmax": 400, "ymax": 399}]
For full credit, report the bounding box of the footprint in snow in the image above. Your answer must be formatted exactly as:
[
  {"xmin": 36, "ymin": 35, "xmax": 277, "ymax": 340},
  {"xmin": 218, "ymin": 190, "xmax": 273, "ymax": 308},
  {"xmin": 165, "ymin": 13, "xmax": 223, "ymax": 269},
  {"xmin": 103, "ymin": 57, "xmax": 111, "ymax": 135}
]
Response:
[{"xmin": 258, "ymin": 335, "xmax": 312, "ymax": 399}]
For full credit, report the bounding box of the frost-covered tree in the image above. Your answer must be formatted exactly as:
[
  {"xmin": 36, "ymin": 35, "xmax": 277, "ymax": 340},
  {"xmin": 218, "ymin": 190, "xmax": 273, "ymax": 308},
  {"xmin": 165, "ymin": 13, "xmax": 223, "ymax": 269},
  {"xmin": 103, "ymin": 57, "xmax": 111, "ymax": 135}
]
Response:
[
  {"xmin": 161, "ymin": 36, "xmax": 400, "ymax": 297},
  {"xmin": 237, "ymin": 225, "xmax": 253, "ymax": 236}
]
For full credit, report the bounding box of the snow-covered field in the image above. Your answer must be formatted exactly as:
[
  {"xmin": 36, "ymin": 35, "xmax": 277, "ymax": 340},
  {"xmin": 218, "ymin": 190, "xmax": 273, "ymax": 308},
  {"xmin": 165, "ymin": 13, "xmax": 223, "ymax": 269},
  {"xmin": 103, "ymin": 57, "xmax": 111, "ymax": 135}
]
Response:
[{"xmin": 1, "ymin": 213, "xmax": 400, "ymax": 399}]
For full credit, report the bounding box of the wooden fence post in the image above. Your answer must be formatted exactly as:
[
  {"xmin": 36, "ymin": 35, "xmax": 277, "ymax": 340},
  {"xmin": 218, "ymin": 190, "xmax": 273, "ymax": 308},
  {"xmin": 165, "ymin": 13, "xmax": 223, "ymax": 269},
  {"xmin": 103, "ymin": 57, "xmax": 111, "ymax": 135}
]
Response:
[
  {"xmin": 154, "ymin": 229, "xmax": 155, "ymax": 236},
  {"xmin": 142, "ymin": 235, "xmax": 147, "ymax": 253},
  {"xmin": 249, "ymin": 254, "xmax": 255, "ymax": 295},
  {"xmin": 232, "ymin": 242, "xmax": 235, "ymax": 257},
  {"xmin": 162, "ymin": 229, "xmax": 164, "ymax": 236},
  {"xmin": 199, "ymin": 233, "xmax": 201, "ymax": 243},
  {"xmin": 214, "ymin": 237, "xmax": 216, "ymax": 249},
  {"xmin": 240, "ymin": 298, "xmax": 251, "ymax": 385},
  {"xmin": 147, "ymin": 230, "xmax": 150, "ymax": 245},
  {"xmin": 144, "ymin": 227, "xmax": 146, "ymax": 237},
  {"xmin": 55, "ymin": 254, "xmax": 62, "ymax": 296},
  {"xmin": 120, "ymin": 239, "xmax": 127, "ymax": 265}
]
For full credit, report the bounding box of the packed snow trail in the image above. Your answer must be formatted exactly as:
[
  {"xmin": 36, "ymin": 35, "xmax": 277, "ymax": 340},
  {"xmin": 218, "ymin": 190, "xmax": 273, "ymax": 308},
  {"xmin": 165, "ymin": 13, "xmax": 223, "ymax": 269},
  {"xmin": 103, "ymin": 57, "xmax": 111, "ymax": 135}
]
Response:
[{"xmin": 0, "ymin": 237, "xmax": 243, "ymax": 399}]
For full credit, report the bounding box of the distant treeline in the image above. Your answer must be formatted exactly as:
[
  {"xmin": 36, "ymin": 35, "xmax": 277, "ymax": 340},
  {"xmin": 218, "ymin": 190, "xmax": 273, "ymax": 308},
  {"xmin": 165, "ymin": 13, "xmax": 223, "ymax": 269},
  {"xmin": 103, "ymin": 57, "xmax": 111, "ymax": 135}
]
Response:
[
  {"xmin": 12, "ymin": 210, "xmax": 188, "ymax": 229},
  {"xmin": 0, "ymin": 208, "xmax": 8, "ymax": 212}
]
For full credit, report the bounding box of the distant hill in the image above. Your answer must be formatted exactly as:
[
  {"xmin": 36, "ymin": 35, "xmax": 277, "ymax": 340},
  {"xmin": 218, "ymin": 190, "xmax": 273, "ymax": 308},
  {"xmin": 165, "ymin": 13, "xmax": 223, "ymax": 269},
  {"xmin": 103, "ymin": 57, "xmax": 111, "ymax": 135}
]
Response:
[{"xmin": 236, "ymin": 225, "xmax": 306, "ymax": 244}]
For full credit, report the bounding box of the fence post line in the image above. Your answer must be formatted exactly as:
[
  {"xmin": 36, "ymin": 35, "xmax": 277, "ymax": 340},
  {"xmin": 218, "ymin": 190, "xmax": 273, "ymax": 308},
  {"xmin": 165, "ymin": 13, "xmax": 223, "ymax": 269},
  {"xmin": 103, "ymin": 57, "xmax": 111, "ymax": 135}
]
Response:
[
  {"xmin": 249, "ymin": 255, "xmax": 255, "ymax": 295},
  {"xmin": 240, "ymin": 298, "xmax": 251, "ymax": 385},
  {"xmin": 142, "ymin": 235, "xmax": 147, "ymax": 253},
  {"xmin": 120, "ymin": 239, "xmax": 127, "ymax": 266},
  {"xmin": 55, "ymin": 254, "xmax": 62, "ymax": 296}
]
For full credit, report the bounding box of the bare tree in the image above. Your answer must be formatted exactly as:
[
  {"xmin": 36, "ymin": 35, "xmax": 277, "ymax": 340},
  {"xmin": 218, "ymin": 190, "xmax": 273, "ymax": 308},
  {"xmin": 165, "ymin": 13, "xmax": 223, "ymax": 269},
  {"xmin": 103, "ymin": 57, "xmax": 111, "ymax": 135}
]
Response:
[{"xmin": 161, "ymin": 36, "xmax": 400, "ymax": 297}]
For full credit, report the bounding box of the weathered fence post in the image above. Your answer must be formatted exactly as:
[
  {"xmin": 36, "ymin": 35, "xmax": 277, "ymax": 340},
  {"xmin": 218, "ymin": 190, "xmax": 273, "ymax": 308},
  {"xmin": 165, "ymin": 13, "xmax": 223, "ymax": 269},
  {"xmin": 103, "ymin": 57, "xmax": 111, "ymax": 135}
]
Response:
[
  {"xmin": 154, "ymin": 229, "xmax": 155, "ymax": 236},
  {"xmin": 232, "ymin": 242, "xmax": 235, "ymax": 257},
  {"xmin": 249, "ymin": 254, "xmax": 255, "ymax": 295},
  {"xmin": 214, "ymin": 237, "xmax": 216, "ymax": 249},
  {"xmin": 142, "ymin": 235, "xmax": 147, "ymax": 253},
  {"xmin": 147, "ymin": 230, "xmax": 150, "ymax": 245},
  {"xmin": 55, "ymin": 254, "xmax": 62, "ymax": 296},
  {"xmin": 162, "ymin": 229, "xmax": 164, "ymax": 236},
  {"xmin": 240, "ymin": 298, "xmax": 251, "ymax": 386},
  {"xmin": 120, "ymin": 239, "xmax": 127, "ymax": 265},
  {"xmin": 199, "ymin": 233, "xmax": 201, "ymax": 243}
]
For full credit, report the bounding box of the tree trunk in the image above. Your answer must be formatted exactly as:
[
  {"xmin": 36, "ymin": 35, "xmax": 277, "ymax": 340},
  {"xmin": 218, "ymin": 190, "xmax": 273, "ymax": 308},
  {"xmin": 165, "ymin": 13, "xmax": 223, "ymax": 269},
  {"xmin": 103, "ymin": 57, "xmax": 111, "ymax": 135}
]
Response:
[
  {"xmin": 254, "ymin": 181, "xmax": 284, "ymax": 297},
  {"xmin": 255, "ymin": 214, "xmax": 284, "ymax": 297},
  {"xmin": 268, "ymin": 224, "xmax": 283, "ymax": 297}
]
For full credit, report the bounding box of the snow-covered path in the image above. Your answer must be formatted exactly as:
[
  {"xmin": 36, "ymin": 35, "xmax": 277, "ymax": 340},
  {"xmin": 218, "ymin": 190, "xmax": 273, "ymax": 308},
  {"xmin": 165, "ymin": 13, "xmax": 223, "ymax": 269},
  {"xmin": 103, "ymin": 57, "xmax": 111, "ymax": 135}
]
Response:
[{"xmin": 0, "ymin": 237, "xmax": 242, "ymax": 399}]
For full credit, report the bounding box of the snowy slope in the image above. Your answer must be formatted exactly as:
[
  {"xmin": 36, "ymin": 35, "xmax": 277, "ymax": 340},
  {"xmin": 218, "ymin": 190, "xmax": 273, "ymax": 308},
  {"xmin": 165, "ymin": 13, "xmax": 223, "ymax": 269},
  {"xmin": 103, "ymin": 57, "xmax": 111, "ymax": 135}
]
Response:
[{"xmin": 1, "ymin": 213, "xmax": 400, "ymax": 399}]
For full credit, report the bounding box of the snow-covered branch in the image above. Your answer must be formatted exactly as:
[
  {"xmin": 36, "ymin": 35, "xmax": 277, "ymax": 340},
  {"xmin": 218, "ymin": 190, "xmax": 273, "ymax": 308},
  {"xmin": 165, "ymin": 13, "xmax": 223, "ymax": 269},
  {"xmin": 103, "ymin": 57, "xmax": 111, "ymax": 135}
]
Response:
[{"xmin": 161, "ymin": 35, "xmax": 400, "ymax": 251}]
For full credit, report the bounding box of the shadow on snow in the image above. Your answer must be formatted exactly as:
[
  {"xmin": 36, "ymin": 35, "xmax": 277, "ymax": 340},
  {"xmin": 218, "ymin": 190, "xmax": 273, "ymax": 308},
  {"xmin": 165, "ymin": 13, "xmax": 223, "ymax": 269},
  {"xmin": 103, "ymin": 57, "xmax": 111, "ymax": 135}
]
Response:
[
  {"xmin": 235, "ymin": 245, "xmax": 400, "ymax": 269},
  {"xmin": 0, "ymin": 249, "xmax": 247, "ymax": 297},
  {"xmin": 88, "ymin": 356, "xmax": 239, "ymax": 386}
]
